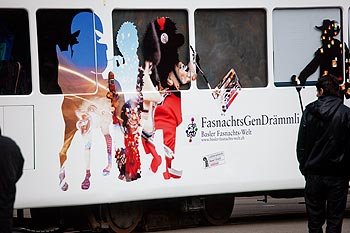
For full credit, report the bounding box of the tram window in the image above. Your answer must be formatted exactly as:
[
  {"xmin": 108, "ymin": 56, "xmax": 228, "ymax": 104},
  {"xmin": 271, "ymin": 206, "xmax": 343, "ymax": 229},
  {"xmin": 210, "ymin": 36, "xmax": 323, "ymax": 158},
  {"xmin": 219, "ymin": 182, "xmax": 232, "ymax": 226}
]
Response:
[
  {"xmin": 194, "ymin": 9, "xmax": 267, "ymax": 89},
  {"xmin": 111, "ymin": 9, "xmax": 190, "ymax": 94},
  {"xmin": 273, "ymin": 8, "xmax": 342, "ymax": 87},
  {"xmin": 0, "ymin": 9, "xmax": 32, "ymax": 95},
  {"xmin": 37, "ymin": 9, "xmax": 106, "ymax": 95}
]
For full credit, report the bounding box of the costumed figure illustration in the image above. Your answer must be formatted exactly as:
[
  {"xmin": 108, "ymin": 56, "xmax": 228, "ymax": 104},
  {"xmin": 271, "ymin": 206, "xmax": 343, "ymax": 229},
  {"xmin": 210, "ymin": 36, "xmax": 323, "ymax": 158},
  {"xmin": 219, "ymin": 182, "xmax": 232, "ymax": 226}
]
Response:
[
  {"xmin": 190, "ymin": 46, "xmax": 242, "ymax": 114},
  {"xmin": 211, "ymin": 69, "xmax": 241, "ymax": 114},
  {"xmin": 114, "ymin": 98, "xmax": 142, "ymax": 181},
  {"xmin": 291, "ymin": 19, "xmax": 350, "ymax": 98},
  {"xmin": 107, "ymin": 21, "xmax": 142, "ymax": 181},
  {"xmin": 58, "ymin": 12, "xmax": 118, "ymax": 191},
  {"xmin": 140, "ymin": 17, "xmax": 196, "ymax": 179}
]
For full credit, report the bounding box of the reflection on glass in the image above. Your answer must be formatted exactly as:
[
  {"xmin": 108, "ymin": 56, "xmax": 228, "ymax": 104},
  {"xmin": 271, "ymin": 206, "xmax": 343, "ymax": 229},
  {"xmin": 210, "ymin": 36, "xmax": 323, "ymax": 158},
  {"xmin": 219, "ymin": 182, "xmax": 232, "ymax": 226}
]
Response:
[
  {"xmin": 195, "ymin": 9, "xmax": 267, "ymax": 89},
  {"xmin": 37, "ymin": 9, "xmax": 106, "ymax": 94},
  {"xmin": 0, "ymin": 9, "xmax": 32, "ymax": 95}
]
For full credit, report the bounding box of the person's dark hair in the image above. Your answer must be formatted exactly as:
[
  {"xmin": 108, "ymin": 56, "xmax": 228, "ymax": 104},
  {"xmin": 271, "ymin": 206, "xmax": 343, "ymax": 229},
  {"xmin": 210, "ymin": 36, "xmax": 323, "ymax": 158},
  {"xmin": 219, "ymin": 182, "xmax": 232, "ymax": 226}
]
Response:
[
  {"xmin": 120, "ymin": 98, "xmax": 140, "ymax": 130},
  {"xmin": 316, "ymin": 74, "xmax": 340, "ymax": 97}
]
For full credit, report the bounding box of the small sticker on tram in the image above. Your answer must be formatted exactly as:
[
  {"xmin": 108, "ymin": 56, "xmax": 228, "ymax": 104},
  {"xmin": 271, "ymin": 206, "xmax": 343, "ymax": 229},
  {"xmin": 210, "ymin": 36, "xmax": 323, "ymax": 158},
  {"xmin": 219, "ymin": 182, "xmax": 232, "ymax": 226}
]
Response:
[{"xmin": 202, "ymin": 151, "xmax": 225, "ymax": 169}]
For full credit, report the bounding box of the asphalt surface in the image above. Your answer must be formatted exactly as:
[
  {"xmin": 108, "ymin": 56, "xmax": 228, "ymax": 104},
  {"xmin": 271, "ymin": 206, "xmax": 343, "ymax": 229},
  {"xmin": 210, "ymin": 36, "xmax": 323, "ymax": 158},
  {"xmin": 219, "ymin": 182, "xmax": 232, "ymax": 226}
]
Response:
[{"xmin": 11, "ymin": 195, "xmax": 350, "ymax": 233}]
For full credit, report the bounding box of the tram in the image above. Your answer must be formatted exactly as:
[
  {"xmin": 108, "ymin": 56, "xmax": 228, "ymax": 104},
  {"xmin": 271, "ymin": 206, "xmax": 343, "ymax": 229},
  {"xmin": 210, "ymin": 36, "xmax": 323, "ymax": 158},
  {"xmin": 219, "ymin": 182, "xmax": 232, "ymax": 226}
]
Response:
[{"xmin": 1, "ymin": 0, "xmax": 349, "ymax": 231}]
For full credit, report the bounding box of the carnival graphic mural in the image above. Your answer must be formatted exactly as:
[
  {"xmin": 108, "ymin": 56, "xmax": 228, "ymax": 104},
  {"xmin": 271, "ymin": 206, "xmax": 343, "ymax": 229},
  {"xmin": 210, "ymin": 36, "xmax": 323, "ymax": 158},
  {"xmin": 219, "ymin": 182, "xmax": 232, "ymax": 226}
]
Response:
[
  {"xmin": 56, "ymin": 11, "xmax": 113, "ymax": 191},
  {"xmin": 35, "ymin": 9, "xmax": 250, "ymax": 190}
]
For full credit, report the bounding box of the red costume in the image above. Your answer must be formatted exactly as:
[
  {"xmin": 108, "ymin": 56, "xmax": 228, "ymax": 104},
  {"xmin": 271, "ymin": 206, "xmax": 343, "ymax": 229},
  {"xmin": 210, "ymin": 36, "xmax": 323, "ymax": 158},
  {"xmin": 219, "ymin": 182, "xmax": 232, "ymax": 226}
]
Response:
[
  {"xmin": 141, "ymin": 17, "xmax": 189, "ymax": 179},
  {"xmin": 154, "ymin": 92, "xmax": 182, "ymax": 152},
  {"xmin": 124, "ymin": 130, "xmax": 141, "ymax": 181},
  {"xmin": 154, "ymin": 92, "xmax": 183, "ymax": 179}
]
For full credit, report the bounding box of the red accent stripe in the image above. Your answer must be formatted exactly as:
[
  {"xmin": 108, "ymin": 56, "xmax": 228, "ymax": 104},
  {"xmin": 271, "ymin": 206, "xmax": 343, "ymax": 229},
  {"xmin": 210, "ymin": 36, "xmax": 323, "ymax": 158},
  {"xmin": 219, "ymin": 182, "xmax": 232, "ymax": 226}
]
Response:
[{"xmin": 226, "ymin": 91, "xmax": 238, "ymax": 109}]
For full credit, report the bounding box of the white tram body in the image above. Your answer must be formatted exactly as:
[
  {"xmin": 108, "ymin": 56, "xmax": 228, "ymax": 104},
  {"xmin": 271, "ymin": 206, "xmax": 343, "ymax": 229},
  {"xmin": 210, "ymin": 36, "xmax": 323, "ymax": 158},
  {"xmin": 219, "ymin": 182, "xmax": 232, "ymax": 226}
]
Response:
[{"xmin": 0, "ymin": 0, "xmax": 349, "ymax": 217}]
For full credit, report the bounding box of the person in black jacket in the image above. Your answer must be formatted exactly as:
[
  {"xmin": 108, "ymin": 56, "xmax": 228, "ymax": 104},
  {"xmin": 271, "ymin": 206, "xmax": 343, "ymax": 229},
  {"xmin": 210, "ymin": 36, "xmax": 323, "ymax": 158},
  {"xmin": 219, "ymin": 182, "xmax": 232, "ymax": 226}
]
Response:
[
  {"xmin": 297, "ymin": 74, "xmax": 350, "ymax": 233},
  {"xmin": 0, "ymin": 127, "xmax": 24, "ymax": 233}
]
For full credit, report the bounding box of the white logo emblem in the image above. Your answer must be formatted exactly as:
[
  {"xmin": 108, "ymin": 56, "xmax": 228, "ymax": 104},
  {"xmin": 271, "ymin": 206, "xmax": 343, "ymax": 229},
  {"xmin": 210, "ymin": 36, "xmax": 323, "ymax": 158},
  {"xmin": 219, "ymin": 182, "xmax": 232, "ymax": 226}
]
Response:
[{"xmin": 160, "ymin": 33, "xmax": 168, "ymax": 44}]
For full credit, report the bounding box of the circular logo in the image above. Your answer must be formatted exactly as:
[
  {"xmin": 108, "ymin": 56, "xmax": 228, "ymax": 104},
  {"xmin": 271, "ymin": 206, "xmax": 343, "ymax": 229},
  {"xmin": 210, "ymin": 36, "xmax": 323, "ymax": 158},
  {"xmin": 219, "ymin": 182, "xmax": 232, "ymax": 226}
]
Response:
[{"xmin": 160, "ymin": 33, "xmax": 168, "ymax": 44}]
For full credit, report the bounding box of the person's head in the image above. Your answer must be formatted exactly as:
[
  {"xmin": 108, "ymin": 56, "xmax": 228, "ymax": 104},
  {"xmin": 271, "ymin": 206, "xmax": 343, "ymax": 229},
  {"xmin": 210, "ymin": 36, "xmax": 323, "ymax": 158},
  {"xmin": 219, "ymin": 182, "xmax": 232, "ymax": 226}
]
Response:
[
  {"xmin": 316, "ymin": 74, "xmax": 340, "ymax": 97},
  {"xmin": 143, "ymin": 17, "xmax": 185, "ymax": 89},
  {"xmin": 121, "ymin": 99, "xmax": 141, "ymax": 132},
  {"xmin": 315, "ymin": 19, "xmax": 340, "ymax": 38},
  {"xmin": 116, "ymin": 21, "xmax": 139, "ymax": 56},
  {"xmin": 59, "ymin": 11, "xmax": 107, "ymax": 72}
]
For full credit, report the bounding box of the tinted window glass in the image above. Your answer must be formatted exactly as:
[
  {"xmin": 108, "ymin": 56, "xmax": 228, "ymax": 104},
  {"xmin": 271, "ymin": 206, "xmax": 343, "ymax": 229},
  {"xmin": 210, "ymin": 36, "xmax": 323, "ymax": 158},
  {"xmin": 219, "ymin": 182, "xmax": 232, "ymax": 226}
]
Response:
[
  {"xmin": 195, "ymin": 9, "xmax": 267, "ymax": 89},
  {"xmin": 0, "ymin": 9, "xmax": 32, "ymax": 95},
  {"xmin": 37, "ymin": 9, "xmax": 105, "ymax": 94}
]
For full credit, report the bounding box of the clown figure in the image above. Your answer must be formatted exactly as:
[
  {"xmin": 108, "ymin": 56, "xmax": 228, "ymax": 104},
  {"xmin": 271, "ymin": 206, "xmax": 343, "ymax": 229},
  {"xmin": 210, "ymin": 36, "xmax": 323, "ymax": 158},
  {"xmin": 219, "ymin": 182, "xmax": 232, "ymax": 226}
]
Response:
[
  {"xmin": 75, "ymin": 104, "xmax": 99, "ymax": 189},
  {"xmin": 115, "ymin": 99, "xmax": 142, "ymax": 181},
  {"xmin": 108, "ymin": 21, "xmax": 144, "ymax": 181}
]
